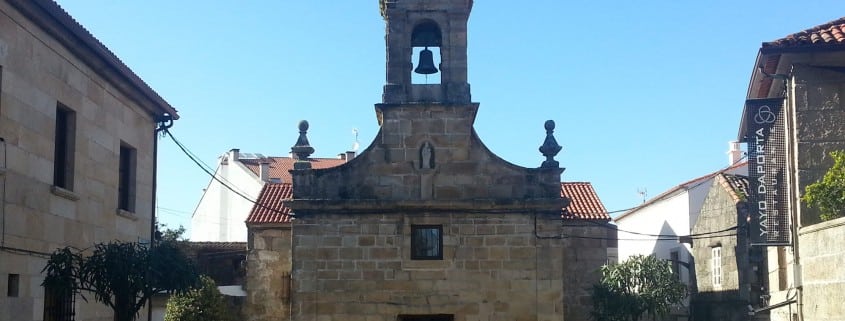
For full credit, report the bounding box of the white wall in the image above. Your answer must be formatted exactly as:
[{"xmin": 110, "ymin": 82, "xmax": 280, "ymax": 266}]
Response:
[
  {"xmin": 616, "ymin": 189, "xmax": 694, "ymax": 284},
  {"xmin": 191, "ymin": 157, "xmax": 263, "ymax": 242}
]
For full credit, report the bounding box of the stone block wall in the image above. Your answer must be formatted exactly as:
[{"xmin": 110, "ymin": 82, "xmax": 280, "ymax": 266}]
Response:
[
  {"xmin": 291, "ymin": 103, "xmax": 562, "ymax": 202},
  {"xmin": 245, "ymin": 226, "xmax": 293, "ymax": 321},
  {"xmin": 560, "ymin": 221, "xmax": 612, "ymax": 320},
  {"xmin": 791, "ymin": 63, "xmax": 845, "ymax": 226},
  {"xmin": 0, "ymin": 2, "xmax": 160, "ymax": 320},
  {"xmin": 690, "ymin": 179, "xmax": 765, "ymax": 321},
  {"xmin": 797, "ymin": 216, "xmax": 845, "ymax": 321},
  {"xmin": 693, "ymin": 181, "xmax": 742, "ymax": 295},
  {"xmin": 767, "ymin": 55, "xmax": 845, "ymax": 321},
  {"xmin": 291, "ymin": 212, "xmax": 569, "ymax": 321}
]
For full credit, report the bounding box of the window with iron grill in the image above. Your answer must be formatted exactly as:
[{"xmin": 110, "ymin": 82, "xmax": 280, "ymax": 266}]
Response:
[
  {"xmin": 43, "ymin": 284, "xmax": 74, "ymax": 321},
  {"xmin": 411, "ymin": 225, "xmax": 442, "ymax": 260}
]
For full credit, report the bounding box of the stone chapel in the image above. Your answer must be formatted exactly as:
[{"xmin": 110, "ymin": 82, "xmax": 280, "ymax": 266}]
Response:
[{"xmin": 243, "ymin": 1, "xmax": 614, "ymax": 321}]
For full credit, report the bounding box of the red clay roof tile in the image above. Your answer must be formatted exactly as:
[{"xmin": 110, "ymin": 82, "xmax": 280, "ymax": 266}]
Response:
[
  {"xmin": 764, "ymin": 17, "xmax": 845, "ymax": 50},
  {"xmin": 187, "ymin": 241, "xmax": 247, "ymax": 251},
  {"xmin": 245, "ymin": 183, "xmax": 293, "ymax": 224},
  {"xmin": 240, "ymin": 156, "xmax": 346, "ymax": 184},
  {"xmin": 561, "ymin": 182, "xmax": 610, "ymax": 220},
  {"xmin": 247, "ymin": 181, "xmax": 610, "ymax": 224}
]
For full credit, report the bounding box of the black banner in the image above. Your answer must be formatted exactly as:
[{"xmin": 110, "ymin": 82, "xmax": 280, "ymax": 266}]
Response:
[{"xmin": 746, "ymin": 98, "xmax": 789, "ymax": 246}]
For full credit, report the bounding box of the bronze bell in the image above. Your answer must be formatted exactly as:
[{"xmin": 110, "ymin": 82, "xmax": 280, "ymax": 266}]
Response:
[{"xmin": 414, "ymin": 47, "xmax": 438, "ymax": 75}]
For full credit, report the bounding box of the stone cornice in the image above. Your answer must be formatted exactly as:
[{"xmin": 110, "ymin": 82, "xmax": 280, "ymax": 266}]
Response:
[{"xmin": 285, "ymin": 198, "xmax": 569, "ymax": 214}]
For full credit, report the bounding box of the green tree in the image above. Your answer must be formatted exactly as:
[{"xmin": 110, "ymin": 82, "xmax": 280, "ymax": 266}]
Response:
[
  {"xmin": 802, "ymin": 150, "xmax": 845, "ymax": 221},
  {"xmin": 42, "ymin": 236, "xmax": 199, "ymax": 321},
  {"xmin": 165, "ymin": 275, "xmax": 235, "ymax": 321},
  {"xmin": 591, "ymin": 255, "xmax": 687, "ymax": 321},
  {"xmin": 157, "ymin": 224, "xmax": 187, "ymax": 242}
]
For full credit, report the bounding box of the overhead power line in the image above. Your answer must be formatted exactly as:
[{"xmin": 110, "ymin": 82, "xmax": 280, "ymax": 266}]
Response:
[
  {"xmin": 164, "ymin": 129, "xmax": 292, "ymax": 217},
  {"xmin": 164, "ymin": 129, "xmax": 749, "ymax": 243}
]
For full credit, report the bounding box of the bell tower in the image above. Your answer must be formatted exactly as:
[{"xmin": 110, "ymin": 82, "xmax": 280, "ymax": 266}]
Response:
[
  {"xmin": 380, "ymin": 0, "xmax": 472, "ymax": 104},
  {"xmin": 285, "ymin": 3, "xmax": 573, "ymax": 321}
]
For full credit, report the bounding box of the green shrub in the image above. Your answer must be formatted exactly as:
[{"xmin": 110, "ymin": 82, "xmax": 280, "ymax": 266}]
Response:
[
  {"xmin": 591, "ymin": 255, "xmax": 687, "ymax": 321},
  {"xmin": 165, "ymin": 275, "xmax": 234, "ymax": 321},
  {"xmin": 803, "ymin": 150, "xmax": 845, "ymax": 221}
]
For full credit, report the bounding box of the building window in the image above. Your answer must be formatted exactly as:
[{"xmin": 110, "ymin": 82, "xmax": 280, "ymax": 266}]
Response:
[
  {"xmin": 118, "ymin": 143, "xmax": 137, "ymax": 212},
  {"xmin": 44, "ymin": 284, "xmax": 74, "ymax": 321},
  {"xmin": 53, "ymin": 104, "xmax": 76, "ymax": 190},
  {"xmin": 411, "ymin": 225, "xmax": 442, "ymax": 260},
  {"xmin": 669, "ymin": 250, "xmax": 680, "ymax": 280},
  {"xmin": 711, "ymin": 246, "xmax": 722, "ymax": 287},
  {"xmin": 7, "ymin": 274, "xmax": 19, "ymax": 297}
]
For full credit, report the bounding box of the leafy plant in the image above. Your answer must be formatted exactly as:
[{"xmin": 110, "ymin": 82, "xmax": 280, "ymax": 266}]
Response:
[
  {"xmin": 165, "ymin": 275, "xmax": 235, "ymax": 321},
  {"xmin": 42, "ymin": 235, "xmax": 199, "ymax": 321},
  {"xmin": 591, "ymin": 255, "xmax": 687, "ymax": 321},
  {"xmin": 802, "ymin": 150, "xmax": 845, "ymax": 221}
]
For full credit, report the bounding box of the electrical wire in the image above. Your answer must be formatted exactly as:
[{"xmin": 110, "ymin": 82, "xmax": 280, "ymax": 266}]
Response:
[
  {"xmin": 580, "ymin": 218, "xmax": 739, "ymax": 238},
  {"xmin": 164, "ymin": 128, "xmax": 293, "ymax": 217},
  {"xmin": 165, "ymin": 128, "xmax": 752, "ymax": 237},
  {"xmin": 609, "ymin": 154, "xmax": 750, "ymax": 217},
  {"xmin": 559, "ymin": 232, "xmax": 738, "ymax": 242}
]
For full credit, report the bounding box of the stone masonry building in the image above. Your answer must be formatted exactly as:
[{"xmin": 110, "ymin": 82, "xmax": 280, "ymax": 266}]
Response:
[
  {"xmin": 241, "ymin": 2, "xmax": 615, "ymax": 321},
  {"xmin": 0, "ymin": 0, "xmax": 178, "ymax": 320},
  {"xmin": 243, "ymin": 181, "xmax": 613, "ymax": 321},
  {"xmin": 691, "ymin": 174, "xmax": 768, "ymax": 321},
  {"xmin": 739, "ymin": 17, "xmax": 845, "ymax": 321}
]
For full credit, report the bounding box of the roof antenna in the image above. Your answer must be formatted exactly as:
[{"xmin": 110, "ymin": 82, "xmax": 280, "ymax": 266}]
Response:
[
  {"xmin": 637, "ymin": 188, "xmax": 648, "ymax": 203},
  {"xmin": 351, "ymin": 128, "xmax": 360, "ymax": 152}
]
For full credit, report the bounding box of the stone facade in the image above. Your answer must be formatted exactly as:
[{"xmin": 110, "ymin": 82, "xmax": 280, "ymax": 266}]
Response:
[
  {"xmin": 245, "ymin": 225, "xmax": 293, "ymax": 321},
  {"xmin": 794, "ymin": 217, "xmax": 845, "ymax": 321},
  {"xmin": 0, "ymin": 1, "xmax": 177, "ymax": 320},
  {"xmin": 740, "ymin": 21, "xmax": 845, "ymax": 321},
  {"xmin": 276, "ymin": 2, "xmax": 609, "ymax": 321},
  {"xmin": 244, "ymin": 183, "xmax": 612, "ymax": 321},
  {"xmin": 788, "ymin": 61, "xmax": 845, "ymax": 321},
  {"xmin": 559, "ymin": 221, "xmax": 615, "ymax": 320},
  {"xmin": 290, "ymin": 213, "xmax": 569, "ymax": 321},
  {"xmin": 691, "ymin": 174, "xmax": 767, "ymax": 321},
  {"xmin": 287, "ymin": 99, "xmax": 579, "ymax": 321},
  {"xmin": 240, "ymin": 2, "xmax": 612, "ymax": 321}
]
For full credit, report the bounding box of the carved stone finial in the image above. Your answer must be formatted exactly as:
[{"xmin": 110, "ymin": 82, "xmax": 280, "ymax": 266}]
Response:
[
  {"xmin": 291, "ymin": 120, "xmax": 315, "ymax": 169},
  {"xmin": 539, "ymin": 120, "xmax": 562, "ymax": 168}
]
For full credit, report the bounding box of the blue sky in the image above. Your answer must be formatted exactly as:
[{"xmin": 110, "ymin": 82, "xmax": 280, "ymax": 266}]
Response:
[{"xmin": 56, "ymin": 1, "xmax": 844, "ymax": 234}]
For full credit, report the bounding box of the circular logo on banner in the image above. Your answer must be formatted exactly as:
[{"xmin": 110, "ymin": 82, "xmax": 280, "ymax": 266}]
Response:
[{"xmin": 754, "ymin": 105, "xmax": 777, "ymax": 124}]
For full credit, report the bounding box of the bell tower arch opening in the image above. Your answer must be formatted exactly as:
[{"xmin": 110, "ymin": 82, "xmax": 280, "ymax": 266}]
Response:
[
  {"xmin": 411, "ymin": 20, "xmax": 442, "ymax": 85},
  {"xmin": 381, "ymin": 0, "xmax": 472, "ymax": 105}
]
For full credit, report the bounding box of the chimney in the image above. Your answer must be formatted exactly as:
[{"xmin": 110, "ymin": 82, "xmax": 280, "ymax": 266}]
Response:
[
  {"xmin": 337, "ymin": 153, "xmax": 347, "ymax": 161},
  {"xmin": 728, "ymin": 141, "xmax": 743, "ymax": 165},
  {"xmin": 345, "ymin": 151, "xmax": 356, "ymax": 161},
  {"xmin": 259, "ymin": 161, "xmax": 270, "ymax": 182},
  {"xmin": 230, "ymin": 148, "xmax": 240, "ymax": 162}
]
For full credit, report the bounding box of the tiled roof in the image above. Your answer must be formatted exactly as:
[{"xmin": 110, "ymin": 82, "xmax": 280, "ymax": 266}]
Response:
[
  {"xmin": 561, "ymin": 182, "xmax": 610, "ymax": 220},
  {"xmin": 247, "ymin": 181, "xmax": 609, "ymax": 224},
  {"xmin": 616, "ymin": 161, "xmax": 748, "ymax": 221},
  {"xmin": 246, "ymin": 183, "xmax": 293, "ymax": 224},
  {"xmin": 239, "ymin": 157, "xmax": 346, "ymax": 184},
  {"xmin": 717, "ymin": 174, "xmax": 749, "ymax": 203},
  {"xmin": 763, "ymin": 17, "xmax": 845, "ymax": 50},
  {"xmin": 187, "ymin": 241, "xmax": 247, "ymax": 251}
]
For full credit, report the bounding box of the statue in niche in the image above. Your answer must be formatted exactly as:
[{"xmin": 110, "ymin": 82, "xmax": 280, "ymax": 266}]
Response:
[{"xmin": 420, "ymin": 142, "xmax": 434, "ymax": 169}]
